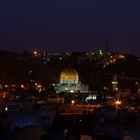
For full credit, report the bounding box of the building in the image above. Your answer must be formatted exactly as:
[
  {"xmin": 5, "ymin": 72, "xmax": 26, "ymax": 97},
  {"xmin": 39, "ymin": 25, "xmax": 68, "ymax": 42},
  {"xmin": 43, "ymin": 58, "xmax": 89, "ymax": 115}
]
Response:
[
  {"xmin": 112, "ymin": 74, "xmax": 118, "ymax": 91},
  {"xmin": 54, "ymin": 66, "xmax": 89, "ymax": 93}
]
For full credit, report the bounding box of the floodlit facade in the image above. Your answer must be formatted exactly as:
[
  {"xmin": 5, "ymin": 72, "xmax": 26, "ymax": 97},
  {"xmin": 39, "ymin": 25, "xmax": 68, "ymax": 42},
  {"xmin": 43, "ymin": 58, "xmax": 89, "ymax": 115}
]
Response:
[{"xmin": 55, "ymin": 66, "xmax": 89, "ymax": 93}]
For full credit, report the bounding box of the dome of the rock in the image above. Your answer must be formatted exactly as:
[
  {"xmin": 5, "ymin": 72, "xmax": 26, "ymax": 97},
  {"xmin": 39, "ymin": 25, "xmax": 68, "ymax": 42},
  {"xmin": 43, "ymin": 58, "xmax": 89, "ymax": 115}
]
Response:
[{"xmin": 60, "ymin": 67, "xmax": 79, "ymax": 84}]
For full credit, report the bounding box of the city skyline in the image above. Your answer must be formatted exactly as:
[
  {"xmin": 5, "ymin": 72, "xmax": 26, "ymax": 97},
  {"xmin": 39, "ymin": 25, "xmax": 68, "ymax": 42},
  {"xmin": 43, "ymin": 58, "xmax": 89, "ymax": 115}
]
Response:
[{"xmin": 0, "ymin": 0, "xmax": 140, "ymax": 56}]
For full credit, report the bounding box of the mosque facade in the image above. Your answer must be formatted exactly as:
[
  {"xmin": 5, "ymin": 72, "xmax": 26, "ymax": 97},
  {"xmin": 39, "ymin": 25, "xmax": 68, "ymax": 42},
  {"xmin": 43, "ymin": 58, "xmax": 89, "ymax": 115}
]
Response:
[{"xmin": 54, "ymin": 66, "xmax": 89, "ymax": 93}]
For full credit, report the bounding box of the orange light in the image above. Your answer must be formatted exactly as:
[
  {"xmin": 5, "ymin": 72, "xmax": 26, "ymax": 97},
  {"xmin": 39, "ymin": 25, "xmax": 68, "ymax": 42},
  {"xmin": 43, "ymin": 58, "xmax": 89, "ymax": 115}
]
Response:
[
  {"xmin": 71, "ymin": 100, "xmax": 75, "ymax": 105},
  {"xmin": 37, "ymin": 85, "xmax": 42, "ymax": 88},
  {"xmin": 115, "ymin": 100, "xmax": 121, "ymax": 105}
]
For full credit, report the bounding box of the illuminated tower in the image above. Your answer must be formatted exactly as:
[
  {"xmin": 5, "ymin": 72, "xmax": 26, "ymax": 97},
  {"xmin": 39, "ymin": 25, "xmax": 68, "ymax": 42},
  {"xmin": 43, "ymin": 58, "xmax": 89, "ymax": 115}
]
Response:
[{"xmin": 112, "ymin": 74, "xmax": 118, "ymax": 91}]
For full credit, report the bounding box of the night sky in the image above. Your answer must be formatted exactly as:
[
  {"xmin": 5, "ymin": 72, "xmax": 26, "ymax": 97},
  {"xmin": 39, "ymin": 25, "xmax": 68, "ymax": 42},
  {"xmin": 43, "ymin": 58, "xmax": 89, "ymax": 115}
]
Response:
[{"xmin": 0, "ymin": 0, "xmax": 140, "ymax": 56}]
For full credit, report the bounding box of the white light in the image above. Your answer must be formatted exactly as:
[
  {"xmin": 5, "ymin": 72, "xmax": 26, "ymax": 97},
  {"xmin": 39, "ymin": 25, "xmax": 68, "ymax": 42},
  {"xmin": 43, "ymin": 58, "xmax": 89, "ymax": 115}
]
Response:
[
  {"xmin": 70, "ymin": 90, "xmax": 74, "ymax": 93},
  {"xmin": 29, "ymin": 70, "xmax": 32, "ymax": 73},
  {"xmin": 21, "ymin": 84, "xmax": 24, "ymax": 88},
  {"xmin": 5, "ymin": 107, "xmax": 8, "ymax": 111},
  {"xmin": 34, "ymin": 51, "xmax": 37, "ymax": 54},
  {"xmin": 112, "ymin": 81, "xmax": 118, "ymax": 85},
  {"xmin": 85, "ymin": 95, "xmax": 97, "ymax": 102},
  {"xmin": 115, "ymin": 87, "xmax": 118, "ymax": 90},
  {"xmin": 93, "ymin": 95, "xmax": 97, "ymax": 100},
  {"xmin": 99, "ymin": 50, "xmax": 103, "ymax": 55}
]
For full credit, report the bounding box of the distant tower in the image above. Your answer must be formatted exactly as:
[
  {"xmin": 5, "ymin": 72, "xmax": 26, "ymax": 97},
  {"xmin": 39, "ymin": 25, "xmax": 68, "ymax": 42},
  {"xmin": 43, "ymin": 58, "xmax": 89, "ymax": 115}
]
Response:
[{"xmin": 112, "ymin": 74, "xmax": 118, "ymax": 91}]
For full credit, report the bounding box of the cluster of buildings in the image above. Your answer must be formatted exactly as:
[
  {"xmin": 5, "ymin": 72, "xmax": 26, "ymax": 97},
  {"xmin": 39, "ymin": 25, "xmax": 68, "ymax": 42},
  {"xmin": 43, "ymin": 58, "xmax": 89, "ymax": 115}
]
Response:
[
  {"xmin": 0, "ymin": 50, "xmax": 140, "ymax": 140},
  {"xmin": 32, "ymin": 49, "xmax": 125, "ymax": 67}
]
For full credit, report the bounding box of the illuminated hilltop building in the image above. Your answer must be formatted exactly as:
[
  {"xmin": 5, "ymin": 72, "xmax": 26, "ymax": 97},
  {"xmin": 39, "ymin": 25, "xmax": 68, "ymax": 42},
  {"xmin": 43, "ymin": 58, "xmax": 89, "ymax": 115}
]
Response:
[
  {"xmin": 55, "ymin": 66, "xmax": 89, "ymax": 93},
  {"xmin": 60, "ymin": 67, "xmax": 79, "ymax": 84}
]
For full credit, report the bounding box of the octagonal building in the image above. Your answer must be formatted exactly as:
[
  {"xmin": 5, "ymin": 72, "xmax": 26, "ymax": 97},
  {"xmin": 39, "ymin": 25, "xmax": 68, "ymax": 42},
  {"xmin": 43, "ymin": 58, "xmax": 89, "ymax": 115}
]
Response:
[
  {"xmin": 60, "ymin": 67, "xmax": 79, "ymax": 85},
  {"xmin": 54, "ymin": 66, "xmax": 89, "ymax": 93}
]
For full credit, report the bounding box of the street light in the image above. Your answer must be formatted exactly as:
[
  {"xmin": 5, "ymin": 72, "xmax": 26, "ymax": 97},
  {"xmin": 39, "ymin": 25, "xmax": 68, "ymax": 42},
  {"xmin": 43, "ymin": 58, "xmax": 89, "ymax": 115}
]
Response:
[
  {"xmin": 71, "ymin": 100, "xmax": 76, "ymax": 122},
  {"xmin": 71, "ymin": 100, "xmax": 75, "ymax": 105},
  {"xmin": 115, "ymin": 99, "xmax": 122, "ymax": 133},
  {"xmin": 115, "ymin": 100, "xmax": 121, "ymax": 105},
  {"xmin": 115, "ymin": 100, "xmax": 122, "ymax": 109}
]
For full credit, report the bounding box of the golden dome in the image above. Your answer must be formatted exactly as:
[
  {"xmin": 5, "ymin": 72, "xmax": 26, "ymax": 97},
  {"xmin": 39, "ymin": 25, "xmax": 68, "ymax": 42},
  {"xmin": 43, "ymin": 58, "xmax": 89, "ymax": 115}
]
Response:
[{"xmin": 60, "ymin": 67, "xmax": 78, "ymax": 80}]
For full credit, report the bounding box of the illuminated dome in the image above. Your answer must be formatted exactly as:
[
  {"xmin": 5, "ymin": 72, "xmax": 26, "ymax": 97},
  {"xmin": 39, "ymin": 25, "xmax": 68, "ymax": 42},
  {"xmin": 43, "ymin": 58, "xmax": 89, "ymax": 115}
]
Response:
[{"xmin": 60, "ymin": 67, "xmax": 79, "ymax": 84}]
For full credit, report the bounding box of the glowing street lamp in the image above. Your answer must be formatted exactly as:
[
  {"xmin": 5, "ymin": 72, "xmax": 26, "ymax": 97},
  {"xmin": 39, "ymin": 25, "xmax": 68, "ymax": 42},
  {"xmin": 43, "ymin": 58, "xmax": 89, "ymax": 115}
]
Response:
[
  {"xmin": 21, "ymin": 84, "xmax": 24, "ymax": 88},
  {"xmin": 33, "ymin": 50, "xmax": 38, "ymax": 56},
  {"xmin": 115, "ymin": 100, "xmax": 122, "ymax": 109},
  {"xmin": 70, "ymin": 90, "xmax": 74, "ymax": 93},
  {"xmin": 71, "ymin": 100, "xmax": 75, "ymax": 105},
  {"xmin": 115, "ymin": 100, "xmax": 121, "ymax": 105},
  {"xmin": 5, "ymin": 106, "xmax": 8, "ymax": 111},
  {"xmin": 71, "ymin": 100, "xmax": 76, "ymax": 122}
]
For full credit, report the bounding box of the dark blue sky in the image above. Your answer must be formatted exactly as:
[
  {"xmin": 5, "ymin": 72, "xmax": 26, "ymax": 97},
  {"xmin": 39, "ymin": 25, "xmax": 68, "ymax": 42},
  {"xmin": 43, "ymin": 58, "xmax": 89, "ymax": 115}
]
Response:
[{"xmin": 0, "ymin": 0, "xmax": 140, "ymax": 56}]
